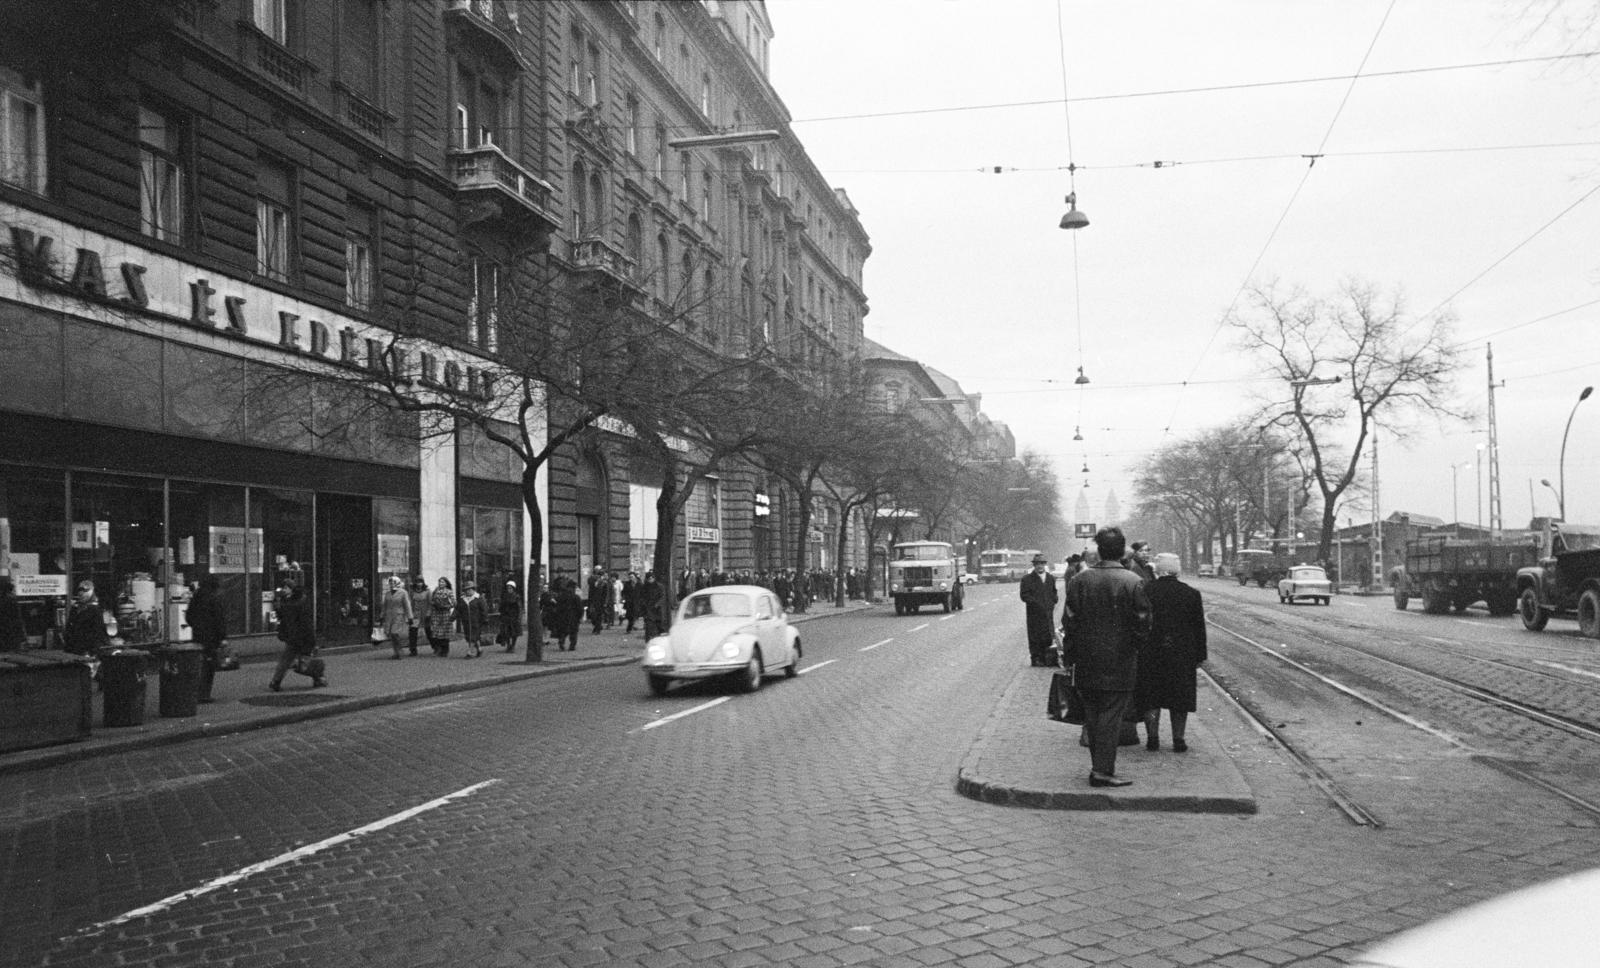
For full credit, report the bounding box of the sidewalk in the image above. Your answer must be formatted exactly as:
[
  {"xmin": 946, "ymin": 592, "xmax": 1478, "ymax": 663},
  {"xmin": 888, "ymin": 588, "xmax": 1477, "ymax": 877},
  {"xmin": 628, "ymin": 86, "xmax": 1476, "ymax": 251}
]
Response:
[
  {"xmin": 0, "ymin": 602, "xmax": 873, "ymax": 777},
  {"xmin": 957, "ymin": 665, "xmax": 1258, "ymax": 814}
]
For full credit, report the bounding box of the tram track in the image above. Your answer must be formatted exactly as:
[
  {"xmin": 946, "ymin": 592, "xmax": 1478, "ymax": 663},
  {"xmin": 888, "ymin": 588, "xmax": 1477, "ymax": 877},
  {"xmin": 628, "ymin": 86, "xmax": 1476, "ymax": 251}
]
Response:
[{"xmin": 1204, "ymin": 604, "xmax": 1600, "ymax": 825}]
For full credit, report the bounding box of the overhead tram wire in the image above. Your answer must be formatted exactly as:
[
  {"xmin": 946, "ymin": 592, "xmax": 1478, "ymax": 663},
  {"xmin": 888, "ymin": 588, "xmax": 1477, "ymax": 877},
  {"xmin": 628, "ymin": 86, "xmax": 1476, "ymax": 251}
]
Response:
[
  {"xmin": 1155, "ymin": 0, "xmax": 1398, "ymax": 439},
  {"xmin": 1054, "ymin": 0, "xmax": 1091, "ymax": 475}
]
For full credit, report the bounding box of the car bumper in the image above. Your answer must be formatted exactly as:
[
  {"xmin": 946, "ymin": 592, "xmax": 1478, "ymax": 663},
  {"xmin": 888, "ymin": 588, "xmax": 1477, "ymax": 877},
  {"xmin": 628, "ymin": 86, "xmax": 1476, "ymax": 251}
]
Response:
[
  {"xmin": 642, "ymin": 660, "xmax": 747, "ymax": 680},
  {"xmin": 1285, "ymin": 587, "xmax": 1332, "ymax": 599}
]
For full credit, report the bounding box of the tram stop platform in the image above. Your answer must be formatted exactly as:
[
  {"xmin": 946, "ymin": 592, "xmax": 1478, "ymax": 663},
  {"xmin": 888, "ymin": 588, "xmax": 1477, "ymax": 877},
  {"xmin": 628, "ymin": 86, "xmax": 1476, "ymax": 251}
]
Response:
[{"xmin": 957, "ymin": 665, "xmax": 1259, "ymax": 814}]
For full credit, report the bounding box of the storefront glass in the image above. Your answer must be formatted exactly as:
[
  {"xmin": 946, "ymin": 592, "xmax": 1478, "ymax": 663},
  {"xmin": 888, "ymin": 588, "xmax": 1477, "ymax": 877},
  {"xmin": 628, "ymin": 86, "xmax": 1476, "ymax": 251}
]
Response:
[
  {"xmin": 458, "ymin": 505, "xmax": 522, "ymax": 615},
  {"xmin": 69, "ymin": 473, "xmax": 168, "ymax": 647},
  {"xmin": 630, "ymin": 482, "xmax": 659, "ymax": 575},
  {"xmin": 0, "ymin": 464, "xmax": 68, "ymax": 646},
  {"xmin": 167, "ymin": 480, "xmax": 249, "ymax": 642},
  {"xmin": 375, "ymin": 497, "xmax": 420, "ymax": 586},
  {"xmin": 317, "ymin": 494, "xmax": 373, "ymax": 643},
  {"xmin": 250, "ymin": 488, "xmax": 313, "ymax": 634}
]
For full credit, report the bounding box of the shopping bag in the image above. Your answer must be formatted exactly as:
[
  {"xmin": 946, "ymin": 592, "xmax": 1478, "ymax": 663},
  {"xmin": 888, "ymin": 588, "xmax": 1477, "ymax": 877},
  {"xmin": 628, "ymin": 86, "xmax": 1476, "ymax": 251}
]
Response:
[{"xmin": 1046, "ymin": 668, "xmax": 1085, "ymax": 725}]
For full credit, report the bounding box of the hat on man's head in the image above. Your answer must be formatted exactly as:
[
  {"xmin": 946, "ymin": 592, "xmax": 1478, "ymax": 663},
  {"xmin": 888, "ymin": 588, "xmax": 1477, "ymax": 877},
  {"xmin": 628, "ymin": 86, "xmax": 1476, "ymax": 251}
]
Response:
[{"xmin": 1031, "ymin": 554, "xmax": 1048, "ymax": 565}]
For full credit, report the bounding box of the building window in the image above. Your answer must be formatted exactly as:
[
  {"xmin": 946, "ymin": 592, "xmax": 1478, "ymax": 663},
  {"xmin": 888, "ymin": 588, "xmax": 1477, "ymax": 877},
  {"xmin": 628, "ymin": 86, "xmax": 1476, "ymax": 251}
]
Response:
[
  {"xmin": 455, "ymin": 63, "xmax": 504, "ymax": 148},
  {"xmin": 656, "ymin": 233, "xmax": 669, "ymax": 302},
  {"xmin": 345, "ymin": 202, "xmax": 376, "ymax": 311},
  {"xmin": 469, "ymin": 258, "xmax": 498, "ymax": 352},
  {"xmin": 652, "ymin": 13, "xmax": 665, "ymax": 60},
  {"xmin": 774, "ymin": 161, "xmax": 784, "ymax": 196},
  {"xmin": 138, "ymin": 106, "xmax": 185, "ymax": 243},
  {"xmin": 699, "ymin": 73, "xmax": 711, "ymax": 118},
  {"xmin": 700, "ymin": 170, "xmax": 713, "ymax": 223},
  {"xmin": 571, "ymin": 161, "xmax": 587, "ymax": 237},
  {"xmin": 341, "ymin": 0, "xmax": 380, "ymax": 100},
  {"xmin": 0, "ymin": 66, "xmax": 45, "ymax": 194},
  {"xmin": 586, "ymin": 42, "xmax": 601, "ymax": 107},
  {"xmin": 653, "ymin": 122, "xmax": 666, "ymax": 181},
  {"xmin": 625, "ymin": 213, "xmax": 643, "ymax": 268},
  {"xmin": 625, "ymin": 94, "xmax": 640, "ymax": 156},
  {"xmin": 255, "ymin": 161, "xmax": 294, "ymax": 282},
  {"xmin": 252, "ymin": 0, "xmax": 299, "ymax": 46},
  {"xmin": 678, "ymin": 151, "xmax": 690, "ymax": 200}
]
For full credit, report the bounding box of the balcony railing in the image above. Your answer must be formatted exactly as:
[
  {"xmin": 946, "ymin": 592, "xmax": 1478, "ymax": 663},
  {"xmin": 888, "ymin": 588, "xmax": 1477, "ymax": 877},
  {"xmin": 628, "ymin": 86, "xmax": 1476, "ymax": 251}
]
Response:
[
  {"xmin": 449, "ymin": 144, "xmax": 558, "ymax": 234},
  {"xmin": 238, "ymin": 23, "xmax": 314, "ymax": 94},
  {"xmin": 443, "ymin": 0, "xmax": 522, "ymax": 68},
  {"xmin": 570, "ymin": 237, "xmax": 638, "ymax": 286}
]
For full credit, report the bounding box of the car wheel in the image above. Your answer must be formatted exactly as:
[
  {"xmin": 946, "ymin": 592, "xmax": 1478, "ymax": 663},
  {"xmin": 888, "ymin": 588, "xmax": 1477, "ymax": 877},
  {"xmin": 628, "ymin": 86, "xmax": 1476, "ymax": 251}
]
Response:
[
  {"xmin": 784, "ymin": 640, "xmax": 801, "ymax": 678},
  {"xmin": 736, "ymin": 652, "xmax": 763, "ymax": 693},
  {"xmin": 1321, "ymin": 597, "xmax": 1330, "ymax": 606},
  {"xmin": 1579, "ymin": 589, "xmax": 1600, "ymax": 639},
  {"xmin": 1519, "ymin": 588, "xmax": 1549, "ymax": 632},
  {"xmin": 647, "ymin": 674, "xmax": 671, "ymax": 697}
]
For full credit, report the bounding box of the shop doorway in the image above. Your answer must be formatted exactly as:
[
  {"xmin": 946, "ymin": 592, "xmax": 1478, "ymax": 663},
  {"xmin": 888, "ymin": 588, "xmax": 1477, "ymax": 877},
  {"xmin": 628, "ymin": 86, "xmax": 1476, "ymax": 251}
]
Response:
[{"xmin": 316, "ymin": 494, "xmax": 372, "ymax": 644}]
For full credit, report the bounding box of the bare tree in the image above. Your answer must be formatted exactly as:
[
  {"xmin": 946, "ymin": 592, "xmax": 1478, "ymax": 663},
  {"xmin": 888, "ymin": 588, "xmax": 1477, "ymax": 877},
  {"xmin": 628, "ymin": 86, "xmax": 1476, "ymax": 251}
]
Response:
[{"xmin": 1232, "ymin": 279, "xmax": 1466, "ymax": 559}]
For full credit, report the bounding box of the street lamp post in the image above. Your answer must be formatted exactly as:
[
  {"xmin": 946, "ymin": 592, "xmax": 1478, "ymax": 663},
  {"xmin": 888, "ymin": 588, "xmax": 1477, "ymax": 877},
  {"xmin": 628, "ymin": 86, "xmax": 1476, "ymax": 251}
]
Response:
[
  {"xmin": 1451, "ymin": 461, "xmax": 1471, "ymax": 530},
  {"xmin": 1476, "ymin": 443, "xmax": 1486, "ymax": 530},
  {"xmin": 1558, "ymin": 386, "xmax": 1594, "ymax": 522}
]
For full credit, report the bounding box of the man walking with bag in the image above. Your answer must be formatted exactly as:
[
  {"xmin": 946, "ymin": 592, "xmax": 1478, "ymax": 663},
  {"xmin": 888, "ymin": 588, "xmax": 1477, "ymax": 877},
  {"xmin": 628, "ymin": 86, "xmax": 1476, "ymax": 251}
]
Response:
[{"xmin": 1062, "ymin": 526, "xmax": 1150, "ymax": 788}]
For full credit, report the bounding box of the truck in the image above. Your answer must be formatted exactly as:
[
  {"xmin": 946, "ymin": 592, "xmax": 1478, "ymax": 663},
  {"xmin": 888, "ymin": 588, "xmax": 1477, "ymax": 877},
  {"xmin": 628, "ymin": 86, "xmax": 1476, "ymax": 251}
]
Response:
[
  {"xmin": 1390, "ymin": 535, "xmax": 1538, "ymax": 616},
  {"xmin": 888, "ymin": 540, "xmax": 965, "ymax": 615},
  {"xmin": 1515, "ymin": 525, "xmax": 1600, "ymax": 637},
  {"xmin": 1233, "ymin": 549, "xmax": 1288, "ymax": 588}
]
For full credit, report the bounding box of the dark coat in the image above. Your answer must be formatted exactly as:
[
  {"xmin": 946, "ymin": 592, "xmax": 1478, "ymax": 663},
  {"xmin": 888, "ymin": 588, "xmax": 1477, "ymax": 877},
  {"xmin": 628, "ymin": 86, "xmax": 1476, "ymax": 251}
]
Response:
[
  {"xmin": 457, "ymin": 593, "xmax": 489, "ymax": 641},
  {"xmin": 1018, "ymin": 570, "xmax": 1058, "ymax": 646},
  {"xmin": 275, "ymin": 594, "xmax": 316, "ymax": 655},
  {"xmin": 187, "ymin": 587, "xmax": 229, "ymax": 649},
  {"xmin": 1137, "ymin": 576, "xmax": 1208, "ymax": 712},
  {"xmin": 63, "ymin": 600, "xmax": 110, "ymax": 656},
  {"xmin": 555, "ymin": 585, "xmax": 584, "ymax": 637},
  {"xmin": 0, "ymin": 589, "xmax": 26, "ymax": 652},
  {"xmin": 1061, "ymin": 562, "xmax": 1151, "ymax": 691},
  {"xmin": 499, "ymin": 590, "xmax": 522, "ymax": 637}
]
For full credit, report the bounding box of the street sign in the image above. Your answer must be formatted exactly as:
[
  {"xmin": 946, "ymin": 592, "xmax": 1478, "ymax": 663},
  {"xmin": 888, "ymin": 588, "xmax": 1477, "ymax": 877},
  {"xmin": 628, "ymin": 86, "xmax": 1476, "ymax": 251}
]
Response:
[{"xmin": 1074, "ymin": 523, "xmax": 1096, "ymax": 538}]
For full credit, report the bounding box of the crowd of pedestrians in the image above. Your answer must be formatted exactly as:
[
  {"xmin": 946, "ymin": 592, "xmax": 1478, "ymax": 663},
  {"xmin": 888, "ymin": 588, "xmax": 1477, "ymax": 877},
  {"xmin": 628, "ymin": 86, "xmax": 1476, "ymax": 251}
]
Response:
[{"xmin": 1028, "ymin": 526, "xmax": 1209, "ymax": 789}]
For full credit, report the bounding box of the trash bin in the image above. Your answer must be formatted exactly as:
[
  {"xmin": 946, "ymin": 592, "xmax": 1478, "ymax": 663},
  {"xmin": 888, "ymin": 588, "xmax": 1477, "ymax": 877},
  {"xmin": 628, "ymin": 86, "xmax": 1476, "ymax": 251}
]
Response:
[
  {"xmin": 100, "ymin": 648, "xmax": 150, "ymax": 727},
  {"xmin": 158, "ymin": 644, "xmax": 204, "ymax": 718}
]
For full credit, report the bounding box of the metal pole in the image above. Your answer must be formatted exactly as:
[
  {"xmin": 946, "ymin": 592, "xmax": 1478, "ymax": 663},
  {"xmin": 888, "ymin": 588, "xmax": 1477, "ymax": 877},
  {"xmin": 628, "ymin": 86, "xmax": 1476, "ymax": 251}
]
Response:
[{"xmin": 1559, "ymin": 387, "xmax": 1593, "ymax": 522}]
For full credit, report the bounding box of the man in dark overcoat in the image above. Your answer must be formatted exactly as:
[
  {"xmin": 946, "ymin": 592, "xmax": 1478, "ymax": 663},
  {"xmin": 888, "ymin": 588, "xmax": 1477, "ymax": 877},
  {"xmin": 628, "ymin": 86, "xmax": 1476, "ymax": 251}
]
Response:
[
  {"xmin": 1137, "ymin": 553, "xmax": 1207, "ymax": 752},
  {"xmin": 1062, "ymin": 526, "xmax": 1151, "ymax": 787},
  {"xmin": 1018, "ymin": 553, "xmax": 1058, "ymax": 666}
]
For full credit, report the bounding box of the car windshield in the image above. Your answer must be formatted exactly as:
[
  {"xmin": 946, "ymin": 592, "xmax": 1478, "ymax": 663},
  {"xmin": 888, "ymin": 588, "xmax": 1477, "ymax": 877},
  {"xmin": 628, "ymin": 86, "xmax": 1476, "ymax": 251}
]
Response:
[{"xmin": 682, "ymin": 593, "xmax": 752, "ymax": 619}]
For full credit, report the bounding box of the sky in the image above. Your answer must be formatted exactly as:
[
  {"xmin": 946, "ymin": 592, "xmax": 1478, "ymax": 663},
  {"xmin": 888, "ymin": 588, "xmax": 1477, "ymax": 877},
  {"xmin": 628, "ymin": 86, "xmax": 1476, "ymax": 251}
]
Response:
[{"xmin": 765, "ymin": 0, "xmax": 1600, "ymax": 536}]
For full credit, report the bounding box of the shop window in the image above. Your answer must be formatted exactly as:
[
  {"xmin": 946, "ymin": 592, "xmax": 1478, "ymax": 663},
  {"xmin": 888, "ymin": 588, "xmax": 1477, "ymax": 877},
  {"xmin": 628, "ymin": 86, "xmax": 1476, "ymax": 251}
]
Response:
[
  {"xmin": 0, "ymin": 65, "xmax": 46, "ymax": 195},
  {"xmin": 0, "ymin": 466, "xmax": 67, "ymax": 647},
  {"xmin": 249, "ymin": 488, "xmax": 313, "ymax": 634},
  {"xmin": 458, "ymin": 505, "xmax": 521, "ymax": 613},
  {"xmin": 167, "ymin": 480, "xmax": 250, "ymax": 642},
  {"xmin": 70, "ymin": 474, "xmax": 168, "ymax": 648},
  {"xmin": 138, "ymin": 106, "xmax": 187, "ymax": 244},
  {"xmin": 375, "ymin": 497, "xmax": 420, "ymax": 588},
  {"xmin": 629, "ymin": 481, "xmax": 660, "ymax": 575},
  {"xmin": 317, "ymin": 493, "xmax": 372, "ymax": 641}
]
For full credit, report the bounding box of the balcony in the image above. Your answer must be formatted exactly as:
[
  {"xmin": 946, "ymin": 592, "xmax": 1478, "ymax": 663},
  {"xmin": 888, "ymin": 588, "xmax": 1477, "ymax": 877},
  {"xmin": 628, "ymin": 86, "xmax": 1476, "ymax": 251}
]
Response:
[
  {"xmin": 443, "ymin": 0, "xmax": 524, "ymax": 72},
  {"xmin": 570, "ymin": 238, "xmax": 644, "ymax": 299},
  {"xmin": 238, "ymin": 23, "xmax": 315, "ymax": 94},
  {"xmin": 449, "ymin": 144, "xmax": 559, "ymax": 246}
]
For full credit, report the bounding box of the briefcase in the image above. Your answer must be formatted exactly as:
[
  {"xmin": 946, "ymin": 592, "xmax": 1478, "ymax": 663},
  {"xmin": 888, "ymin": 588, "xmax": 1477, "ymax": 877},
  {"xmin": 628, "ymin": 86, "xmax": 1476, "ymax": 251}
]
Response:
[{"xmin": 1046, "ymin": 668, "xmax": 1085, "ymax": 725}]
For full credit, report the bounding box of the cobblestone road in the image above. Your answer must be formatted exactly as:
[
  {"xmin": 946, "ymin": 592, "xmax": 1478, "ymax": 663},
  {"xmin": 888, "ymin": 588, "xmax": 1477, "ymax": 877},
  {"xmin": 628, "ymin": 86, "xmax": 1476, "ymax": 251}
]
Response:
[{"xmin": 4, "ymin": 587, "xmax": 1598, "ymax": 967}]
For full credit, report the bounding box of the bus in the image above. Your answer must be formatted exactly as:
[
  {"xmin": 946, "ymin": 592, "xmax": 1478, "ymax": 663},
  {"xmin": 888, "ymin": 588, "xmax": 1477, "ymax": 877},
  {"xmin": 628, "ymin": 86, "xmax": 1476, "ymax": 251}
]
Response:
[
  {"xmin": 888, "ymin": 540, "xmax": 964, "ymax": 615},
  {"xmin": 979, "ymin": 548, "xmax": 1041, "ymax": 582}
]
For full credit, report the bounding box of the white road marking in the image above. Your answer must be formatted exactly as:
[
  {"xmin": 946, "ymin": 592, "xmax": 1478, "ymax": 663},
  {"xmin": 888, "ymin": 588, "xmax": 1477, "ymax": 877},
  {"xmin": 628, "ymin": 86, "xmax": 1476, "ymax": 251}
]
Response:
[
  {"xmin": 939, "ymin": 614, "xmax": 958, "ymax": 621},
  {"xmin": 859, "ymin": 638, "xmax": 894, "ymax": 652},
  {"xmin": 798, "ymin": 659, "xmax": 837, "ymax": 674},
  {"xmin": 1344, "ymin": 601, "xmax": 1367, "ymax": 607},
  {"xmin": 79, "ymin": 780, "xmax": 501, "ymax": 937},
  {"xmin": 1538, "ymin": 660, "xmax": 1600, "ymax": 681},
  {"xmin": 1454, "ymin": 619, "xmax": 1489, "ymax": 627},
  {"xmin": 908, "ymin": 623, "xmax": 929, "ymax": 633},
  {"xmin": 639, "ymin": 697, "xmax": 729, "ymax": 732}
]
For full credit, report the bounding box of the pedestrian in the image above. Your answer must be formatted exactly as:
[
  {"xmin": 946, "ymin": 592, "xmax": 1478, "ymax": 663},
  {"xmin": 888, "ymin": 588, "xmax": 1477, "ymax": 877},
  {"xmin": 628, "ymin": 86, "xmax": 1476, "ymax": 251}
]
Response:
[
  {"xmin": 457, "ymin": 581, "xmax": 489, "ymax": 657},
  {"xmin": 555, "ymin": 577, "xmax": 584, "ymax": 650},
  {"xmin": 1019, "ymin": 552, "xmax": 1058, "ymax": 666},
  {"xmin": 641, "ymin": 571, "xmax": 665, "ymax": 639},
  {"xmin": 1061, "ymin": 526, "xmax": 1151, "ymax": 788},
  {"xmin": 498, "ymin": 580, "xmax": 522, "ymax": 653},
  {"xmin": 0, "ymin": 577, "xmax": 26, "ymax": 652},
  {"xmin": 187, "ymin": 575, "xmax": 228, "ymax": 703},
  {"xmin": 1137, "ymin": 553, "xmax": 1207, "ymax": 753},
  {"xmin": 587, "ymin": 568, "xmax": 607, "ymax": 634},
  {"xmin": 426, "ymin": 577, "xmax": 456, "ymax": 656},
  {"xmin": 269, "ymin": 582, "xmax": 325, "ymax": 690},
  {"xmin": 62, "ymin": 580, "xmax": 110, "ymax": 656},
  {"xmin": 1125, "ymin": 541, "xmax": 1156, "ymax": 582},
  {"xmin": 622, "ymin": 572, "xmax": 641, "ymax": 632},
  {"xmin": 606, "ymin": 571, "xmax": 621, "ymax": 628},
  {"xmin": 539, "ymin": 580, "xmax": 558, "ymax": 647},
  {"xmin": 380, "ymin": 575, "xmax": 414, "ymax": 659},
  {"xmin": 409, "ymin": 576, "xmax": 431, "ymax": 656}
]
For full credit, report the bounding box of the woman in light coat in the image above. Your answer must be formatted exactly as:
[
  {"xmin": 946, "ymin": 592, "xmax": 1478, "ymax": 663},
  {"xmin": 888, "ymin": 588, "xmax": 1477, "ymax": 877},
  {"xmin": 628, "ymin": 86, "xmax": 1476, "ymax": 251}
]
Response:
[{"xmin": 380, "ymin": 576, "xmax": 414, "ymax": 660}]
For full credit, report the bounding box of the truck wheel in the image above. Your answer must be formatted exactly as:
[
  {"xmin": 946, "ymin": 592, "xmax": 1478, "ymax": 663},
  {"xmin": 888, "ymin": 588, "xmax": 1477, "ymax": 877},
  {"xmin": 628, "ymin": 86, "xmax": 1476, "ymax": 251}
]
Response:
[
  {"xmin": 1579, "ymin": 590, "xmax": 1600, "ymax": 639},
  {"xmin": 1392, "ymin": 585, "xmax": 1408, "ymax": 610},
  {"xmin": 1519, "ymin": 588, "xmax": 1549, "ymax": 631},
  {"xmin": 894, "ymin": 599, "xmax": 905, "ymax": 616},
  {"xmin": 1237, "ymin": 575, "xmax": 1247, "ymax": 586}
]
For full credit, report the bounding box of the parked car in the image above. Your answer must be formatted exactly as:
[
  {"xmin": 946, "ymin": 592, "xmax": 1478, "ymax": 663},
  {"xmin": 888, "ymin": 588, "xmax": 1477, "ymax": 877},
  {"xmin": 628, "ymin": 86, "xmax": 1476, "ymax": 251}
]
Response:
[
  {"xmin": 1196, "ymin": 563, "xmax": 1216, "ymax": 578},
  {"xmin": 1348, "ymin": 866, "xmax": 1600, "ymax": 968},
  {"xmin": 642, "ymin": 585, "xmax": 801, "ymax": 696},
  {"xmin": 959, "ymin": 572, "xmax": 978, "ymax": 585},
  {"xmin": 1278, "ymin": 565, "xmax": 1332, "ymax": 605}
]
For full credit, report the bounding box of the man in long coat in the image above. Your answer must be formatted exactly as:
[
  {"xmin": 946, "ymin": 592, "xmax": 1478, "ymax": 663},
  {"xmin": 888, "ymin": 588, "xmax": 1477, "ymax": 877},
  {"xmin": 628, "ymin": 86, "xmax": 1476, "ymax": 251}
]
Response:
[
  {"xmin": 1137, "ymin": 553, "xmax": 1208, "ymax": 752},
  {"xmin": 1062, "ymin": 526, "xmax": 1151, "ymax": 787},
  {"xmin": 1019, "ymin": 553, "xmax": 1058, "ymax": 666}
]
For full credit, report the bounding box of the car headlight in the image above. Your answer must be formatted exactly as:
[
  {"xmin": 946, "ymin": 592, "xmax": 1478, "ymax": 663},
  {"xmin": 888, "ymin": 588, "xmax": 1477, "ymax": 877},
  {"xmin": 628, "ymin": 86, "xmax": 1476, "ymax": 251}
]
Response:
[
  {"xmin": 719, "ymin": 640, "xmax": 742, "ymax": 659},
  {"xmin": 645, "ymin": 642, "xmax": 667, "ymax": 663},
  {"xmin": 938, "ymin": 581, "xmax": 949, "ymax": 590}
]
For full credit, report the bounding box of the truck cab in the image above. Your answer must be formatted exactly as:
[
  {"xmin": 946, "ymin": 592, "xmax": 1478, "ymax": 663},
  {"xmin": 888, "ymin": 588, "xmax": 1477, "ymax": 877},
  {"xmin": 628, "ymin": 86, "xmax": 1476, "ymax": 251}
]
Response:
[
  {"xmin": 888, "ymin": 540, "xmax": 964, "ymax": 615},
  {"xmin": 1515, "ymin": 523, "xmax": 1600, "ymax": 637}
]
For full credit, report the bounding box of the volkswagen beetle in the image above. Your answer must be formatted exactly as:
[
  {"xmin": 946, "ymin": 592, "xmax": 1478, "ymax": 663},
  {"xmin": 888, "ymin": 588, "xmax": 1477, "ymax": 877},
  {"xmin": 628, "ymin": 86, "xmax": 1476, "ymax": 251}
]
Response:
[{"xmin": 642, "ymin": 585, "xmax": 801, "ymax": 696}]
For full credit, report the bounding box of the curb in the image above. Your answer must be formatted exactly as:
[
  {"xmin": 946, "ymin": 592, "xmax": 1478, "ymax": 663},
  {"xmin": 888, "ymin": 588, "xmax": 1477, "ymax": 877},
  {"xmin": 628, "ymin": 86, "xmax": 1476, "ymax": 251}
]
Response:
[
  {"xmin": 954, "ymin": 770, "xmax": 1257, "ymax": 814},
  {"xmin": 0, "ymin": 655, "xmax": 638, "ymax": 777}
]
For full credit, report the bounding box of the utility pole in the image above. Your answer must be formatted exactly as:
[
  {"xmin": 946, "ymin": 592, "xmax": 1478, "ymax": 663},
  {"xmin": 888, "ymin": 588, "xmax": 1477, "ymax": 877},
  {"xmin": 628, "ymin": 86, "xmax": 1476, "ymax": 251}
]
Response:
[
  {"xmin": 1370, "ymin": 429, "xmax": 1383, "ymax": 589},
  {"xmin": 1487, "ymin": 344, "xmax": 1504, "ymax": 536}
]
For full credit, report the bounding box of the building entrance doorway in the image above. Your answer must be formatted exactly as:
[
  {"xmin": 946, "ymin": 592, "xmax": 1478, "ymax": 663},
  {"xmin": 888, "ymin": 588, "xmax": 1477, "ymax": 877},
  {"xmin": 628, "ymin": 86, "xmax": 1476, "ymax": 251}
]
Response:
[{"xmin": 317, "ymin": 494, "xmax": 373, "ymax": 644}]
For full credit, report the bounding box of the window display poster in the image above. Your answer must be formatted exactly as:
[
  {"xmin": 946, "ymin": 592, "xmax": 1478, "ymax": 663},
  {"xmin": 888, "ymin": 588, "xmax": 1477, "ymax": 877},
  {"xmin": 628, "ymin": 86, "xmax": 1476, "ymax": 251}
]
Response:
[
  {"xmin": 210, "ymin": 526, "xmax": 248, "ymax": 573},
  {"xmin": 71, "ymin": 522, "xmax": 93, "ymax": 549},
  {"xmin": 246, "ymin": 528, "xmax": 264, "ymax": 573},
  {"xmin": 179, "ymin": 535, "xmax": 195, "ymax": 566},
  {"xmin": 378, "ymin": 533, "xmax": 410, "ymax": 573}
]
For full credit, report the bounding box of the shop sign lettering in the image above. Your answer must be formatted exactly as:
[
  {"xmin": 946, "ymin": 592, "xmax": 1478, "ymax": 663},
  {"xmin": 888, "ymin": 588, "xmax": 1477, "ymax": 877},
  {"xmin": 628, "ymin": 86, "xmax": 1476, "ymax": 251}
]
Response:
[
  {"xmin": 688, "ymin": 527, "xmax": 720, "ymax": 544},
  {"xmin": 6, "ymin": 223, "xmax": 492, "ymax": 401}
]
